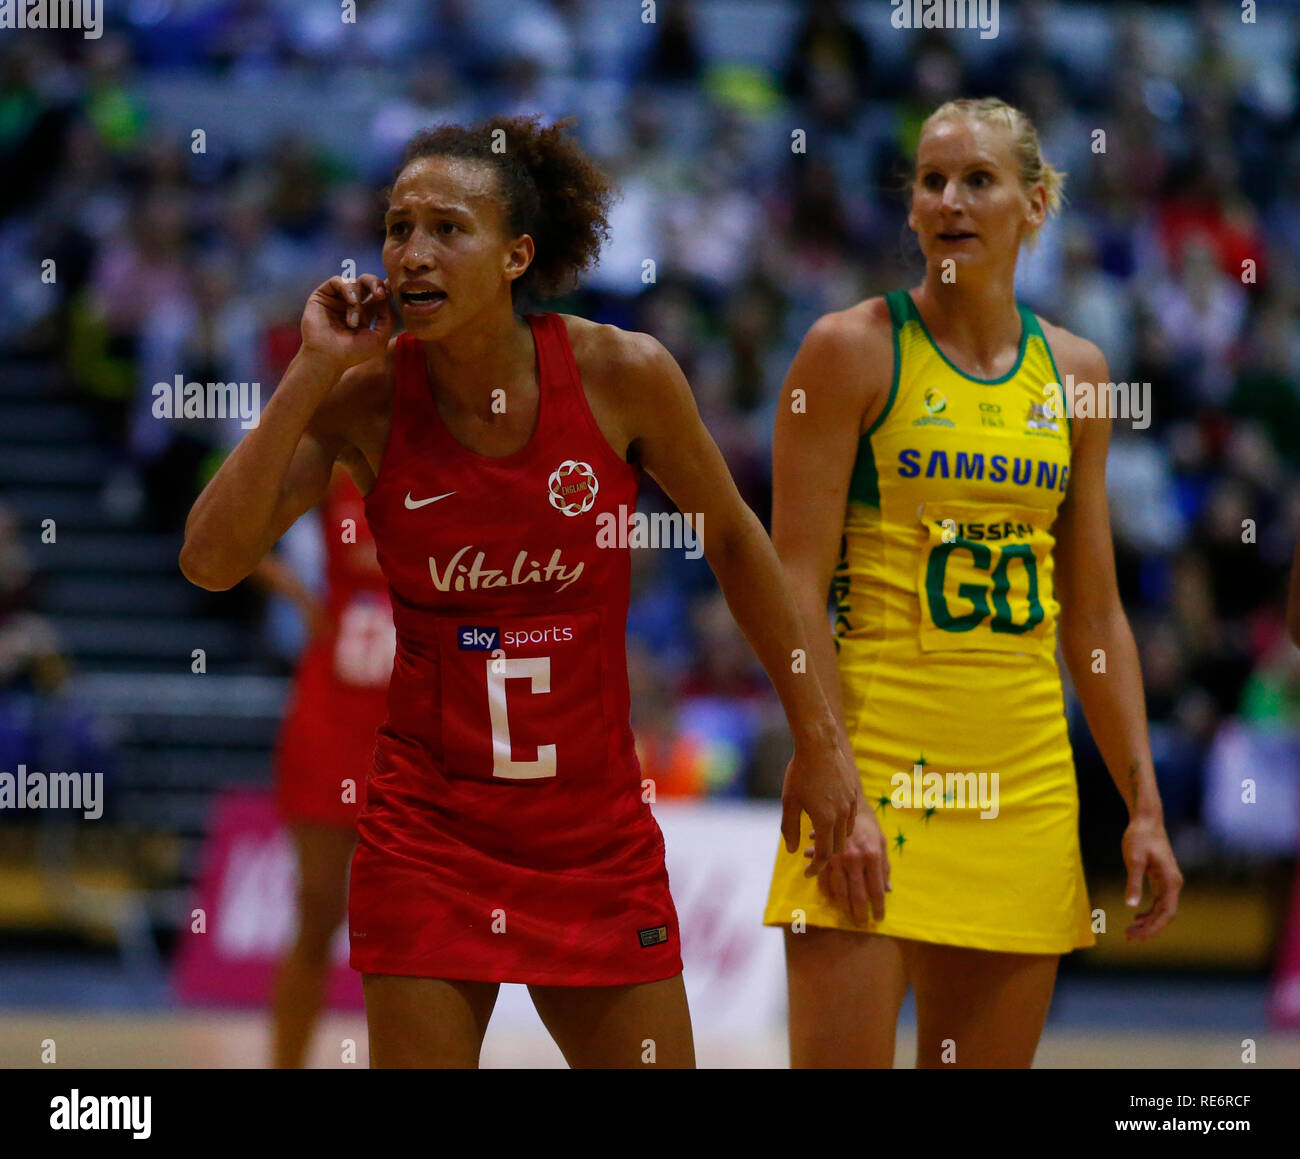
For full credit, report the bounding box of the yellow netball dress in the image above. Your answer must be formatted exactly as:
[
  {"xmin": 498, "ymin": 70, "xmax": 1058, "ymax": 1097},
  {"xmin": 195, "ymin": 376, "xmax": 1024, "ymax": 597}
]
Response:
[{"xmin": 765, "ymin": 289, "xmax": 1095, "ymax": 953}]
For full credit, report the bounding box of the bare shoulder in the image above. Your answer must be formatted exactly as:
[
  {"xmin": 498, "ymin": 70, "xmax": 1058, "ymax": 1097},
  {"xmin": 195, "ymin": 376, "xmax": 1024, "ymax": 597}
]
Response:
[
  {"xmin": 558, "ymin": 311, "xmax": 683, "ymax": 437},
  {"xmin": 557, "ymin": 313, "xmax": 670, "ymax": 386},
  {"xmin": 805, "ymin": 296, "xmax": 893, "ymax": 364},
  {"xmin": 1035, "ymin": 314, "xmax": 1108, "ymax": 381},
  {"xmin": 1034, "ymin": 315, "xmax": 1111, "ymax": 451},
  {"xmin": 790, "ymin": 297, "xmax": 895, "ymax": 433},
  {"xmin": 550, "ymin": 314, "xmax": 669, "ymax": 461}
]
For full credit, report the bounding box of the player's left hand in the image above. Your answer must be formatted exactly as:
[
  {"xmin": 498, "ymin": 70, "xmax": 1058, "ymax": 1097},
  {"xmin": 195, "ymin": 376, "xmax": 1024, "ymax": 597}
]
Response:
[
  {"xmin": 781, "ymin": 727, "xmax": 860, "ymax": 879},
  {"xmin": 1121, "ymin": 815, "xmax": 1183, "ymax": 941}
]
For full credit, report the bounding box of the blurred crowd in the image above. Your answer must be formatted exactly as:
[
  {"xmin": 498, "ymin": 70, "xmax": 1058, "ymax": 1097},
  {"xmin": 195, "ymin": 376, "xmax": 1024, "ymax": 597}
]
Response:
[
  {"xmin": 1, "ymin": 0, "xmax": 1298, "ymax": 864},
  {"xmin": 0, "ymin": 502, "xmax": 117, "ymax": 814}
]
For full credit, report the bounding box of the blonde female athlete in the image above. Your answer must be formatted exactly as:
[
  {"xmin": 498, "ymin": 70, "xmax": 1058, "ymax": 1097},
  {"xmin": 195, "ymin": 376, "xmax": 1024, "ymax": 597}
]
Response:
[{"xmin": 764, "ymin": 98, "xmax": 1184, "ymax": 1069}]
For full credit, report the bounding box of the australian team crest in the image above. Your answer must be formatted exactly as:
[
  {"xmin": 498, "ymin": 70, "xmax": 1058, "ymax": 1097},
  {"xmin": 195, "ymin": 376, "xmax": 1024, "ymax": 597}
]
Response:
[
  {"xmin": 548, "ymin": 459, "xmax": 599, "ymax": 516},
  {"xmin": 1026, "ymin": 400, "xmax": 1060, "ymax": 432}
]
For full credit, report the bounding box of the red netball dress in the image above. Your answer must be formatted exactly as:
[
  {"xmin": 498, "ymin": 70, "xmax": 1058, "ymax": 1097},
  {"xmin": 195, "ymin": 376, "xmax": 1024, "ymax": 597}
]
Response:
[
  {"xmin": 273, "ymin": 473, "xmax": 395, "ymax": 827},
  {"xmin": 348, "ymin": 313, "xmax": 682, "ymax": 986}
]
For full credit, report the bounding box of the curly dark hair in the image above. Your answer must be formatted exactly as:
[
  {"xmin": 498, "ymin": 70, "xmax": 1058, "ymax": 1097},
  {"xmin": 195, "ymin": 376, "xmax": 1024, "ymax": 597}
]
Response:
[{"xmin": 389, "ymin": 114, "xmax": 617, "ymax": 303}]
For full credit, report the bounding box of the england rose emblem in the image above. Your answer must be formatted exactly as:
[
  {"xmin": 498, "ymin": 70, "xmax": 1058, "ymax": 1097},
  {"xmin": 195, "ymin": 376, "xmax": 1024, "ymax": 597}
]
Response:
[{"xmin": 547, "ymin": 459, "xmax": 598, "ymax": 516}]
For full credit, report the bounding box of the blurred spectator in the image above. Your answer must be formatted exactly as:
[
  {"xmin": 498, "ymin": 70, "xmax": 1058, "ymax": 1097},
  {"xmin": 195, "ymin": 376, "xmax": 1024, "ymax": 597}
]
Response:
[
  {"xmin": 1106, "ymin": 417, "xmax": 1186, "ymax": 607},
  {"xmin": 642, "ymin": 0, "xmax": 704, "ymax": 86},
  {"xmin": 68, "ymin": 192, "xmax": 191, "ymax": 447},
  {"xmin": 1156, "ymin": 145, "xmax": 1265, "ymax": 287},
  {"xmin": 1057, "ymin": 224, "xmax": 1134, "ymax": 373},
  {"xmin": 1144, "ymin": 237, "xmax": 1248, "ymax": 408},
  {"xmin": 1231, "ymin": 300, "xmax": 1300, "ymax": 472},
  {"xmin": 1240, "ymin": 634, "xmax": 1300, "ymax": 733},
  {"xmin": 0, "ymin": 503, "xmax": 117, "ymax": 810},
  {"xmin": 661, "ymin": 135, "xmax": 762, "ymax": 294},
  {"xmin": 782, "ymin": 0, "xmax": 872, "ymax": 131},
  {"xmin": 366, "ymin": 65, "xmax": 473, "ymax": 184},
  {"xmin": 1136, "ymin": 616, "xmax": 1213, "ymax": 826}
]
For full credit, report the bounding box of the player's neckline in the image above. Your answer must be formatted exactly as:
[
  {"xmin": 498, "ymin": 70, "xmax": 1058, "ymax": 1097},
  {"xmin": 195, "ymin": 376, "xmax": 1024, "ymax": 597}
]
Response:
[
  {"xmin": 417, "ymin": 315, "xmax": 545, "ymax": 464},
  {"xmin": 905, "ymin": 292, "xmax": 1030, "ymax": 386}
]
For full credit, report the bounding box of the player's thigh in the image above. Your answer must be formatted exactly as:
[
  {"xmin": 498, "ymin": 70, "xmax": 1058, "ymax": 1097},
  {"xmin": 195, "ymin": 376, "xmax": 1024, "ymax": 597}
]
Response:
[
  {"xmin": 784, "ymin": 926, "xmax": 908, "ymax": 1068},
  {"xmin": 288, "ymin": 821, "xmax": 356, "ymax": 920},
  {"xmin": 527, "ymin": 974, "xmax": 694, "ymax": 1069},
  {"xmin": 900, "ymin": 939, "xmax": 1059, "ymax": 1069},
  {"xmin": 362, "ymin": 974, "xmax": 500, "ymax": 1068}
]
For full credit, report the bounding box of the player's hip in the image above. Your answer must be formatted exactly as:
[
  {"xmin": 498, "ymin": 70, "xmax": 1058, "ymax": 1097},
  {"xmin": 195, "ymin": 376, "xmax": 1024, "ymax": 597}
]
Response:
[
  {"xmin": 356, "ymin": 754, "xmax": 666, "ymax": 877},
  {"xmin": 764, "ymin": 810, "xmax": 1094, "ymax": 952}
]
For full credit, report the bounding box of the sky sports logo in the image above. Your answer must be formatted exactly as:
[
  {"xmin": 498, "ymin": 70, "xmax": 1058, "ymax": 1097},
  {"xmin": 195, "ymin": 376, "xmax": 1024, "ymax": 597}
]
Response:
[
  {"xmin": 458, "ymin": 626, "xmax": 576, "ymax": 650},
  {"xmin": 459, "ymin": 627, "xmax": 499, "ymax": 650}
]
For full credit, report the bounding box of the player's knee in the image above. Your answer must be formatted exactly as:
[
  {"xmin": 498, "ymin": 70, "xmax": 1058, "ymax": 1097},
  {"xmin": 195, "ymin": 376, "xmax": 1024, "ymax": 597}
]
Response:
[
  {"xmin": 294, "ymin": 919, "xmax": 343, "ymax": 961},
  {"xmin": 295, "ymin": 883, "xmax": 346, "ymax": 952}
]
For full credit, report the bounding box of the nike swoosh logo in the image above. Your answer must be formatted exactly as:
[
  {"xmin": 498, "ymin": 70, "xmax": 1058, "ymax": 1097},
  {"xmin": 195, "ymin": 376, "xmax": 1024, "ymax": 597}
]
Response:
[{"xmin": 404, "ymin": 490, "xmax": 456, "ymax": 509}]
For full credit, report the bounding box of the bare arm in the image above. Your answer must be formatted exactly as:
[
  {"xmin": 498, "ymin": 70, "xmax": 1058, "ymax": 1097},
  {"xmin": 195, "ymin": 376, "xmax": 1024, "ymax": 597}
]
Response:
[
  {"xmin": 1053, "ymin": 343, "xmax": 1160, "ymax": 820},
  {"xmin": 1051, "ymin": 334, "xmax": 1182, "ymax": 939},
  {"xmin": 766, "ymin": 303, "xmax": 894, "ymax": 923},
  {"xmin": 181, "ymin": 355, "xmax": 342, "ymax": 590},
  {"xmin": 251, "ymin": 553, "xmax": 315, "ymax": 611},
  {"xmin": 770, "ymin": 305, "xmax": 892, "ymax": 751},
  {"xmin": 179, "ymin": 274, "xmax": 393, "ymax": 590},
  {"xmin": 613, "ymin": 326, "xmax": 860, "ymax": 876}
]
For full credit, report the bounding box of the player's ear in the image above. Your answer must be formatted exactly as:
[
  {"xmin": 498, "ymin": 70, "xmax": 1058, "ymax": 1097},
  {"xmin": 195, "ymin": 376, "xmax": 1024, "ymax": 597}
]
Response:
[
  {"xmin": 504, "ymin": 234, "xmax": 534, "ymax": 284},
  {"xmin": 1024, "ymin": 183, "xmax": 1048, "ymax": 233}
]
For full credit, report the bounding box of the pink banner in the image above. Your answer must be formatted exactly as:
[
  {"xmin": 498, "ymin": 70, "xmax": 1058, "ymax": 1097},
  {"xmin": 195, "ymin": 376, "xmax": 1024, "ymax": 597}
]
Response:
[
  {"xmin": 172, "ymin": 789, "xmax": 363, "ymax": 1008},
  {"xmin": 1269, "ymin": 856, "xmax": 1300, "ymax": 1029}
]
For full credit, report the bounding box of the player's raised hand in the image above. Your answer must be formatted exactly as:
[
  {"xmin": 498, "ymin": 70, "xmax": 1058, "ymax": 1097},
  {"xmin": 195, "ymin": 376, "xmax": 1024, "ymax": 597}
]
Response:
[
  {"xmin": 301, "ymin": 274, "xmax": 394, "ymax": 374},
  {"xmin": 781, "ymin": 727, "xmax": 860, "ymax": 878},
  {"xmin": 1121, "ymin": 816, "xmax": 1183, "ymax": 941}
]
